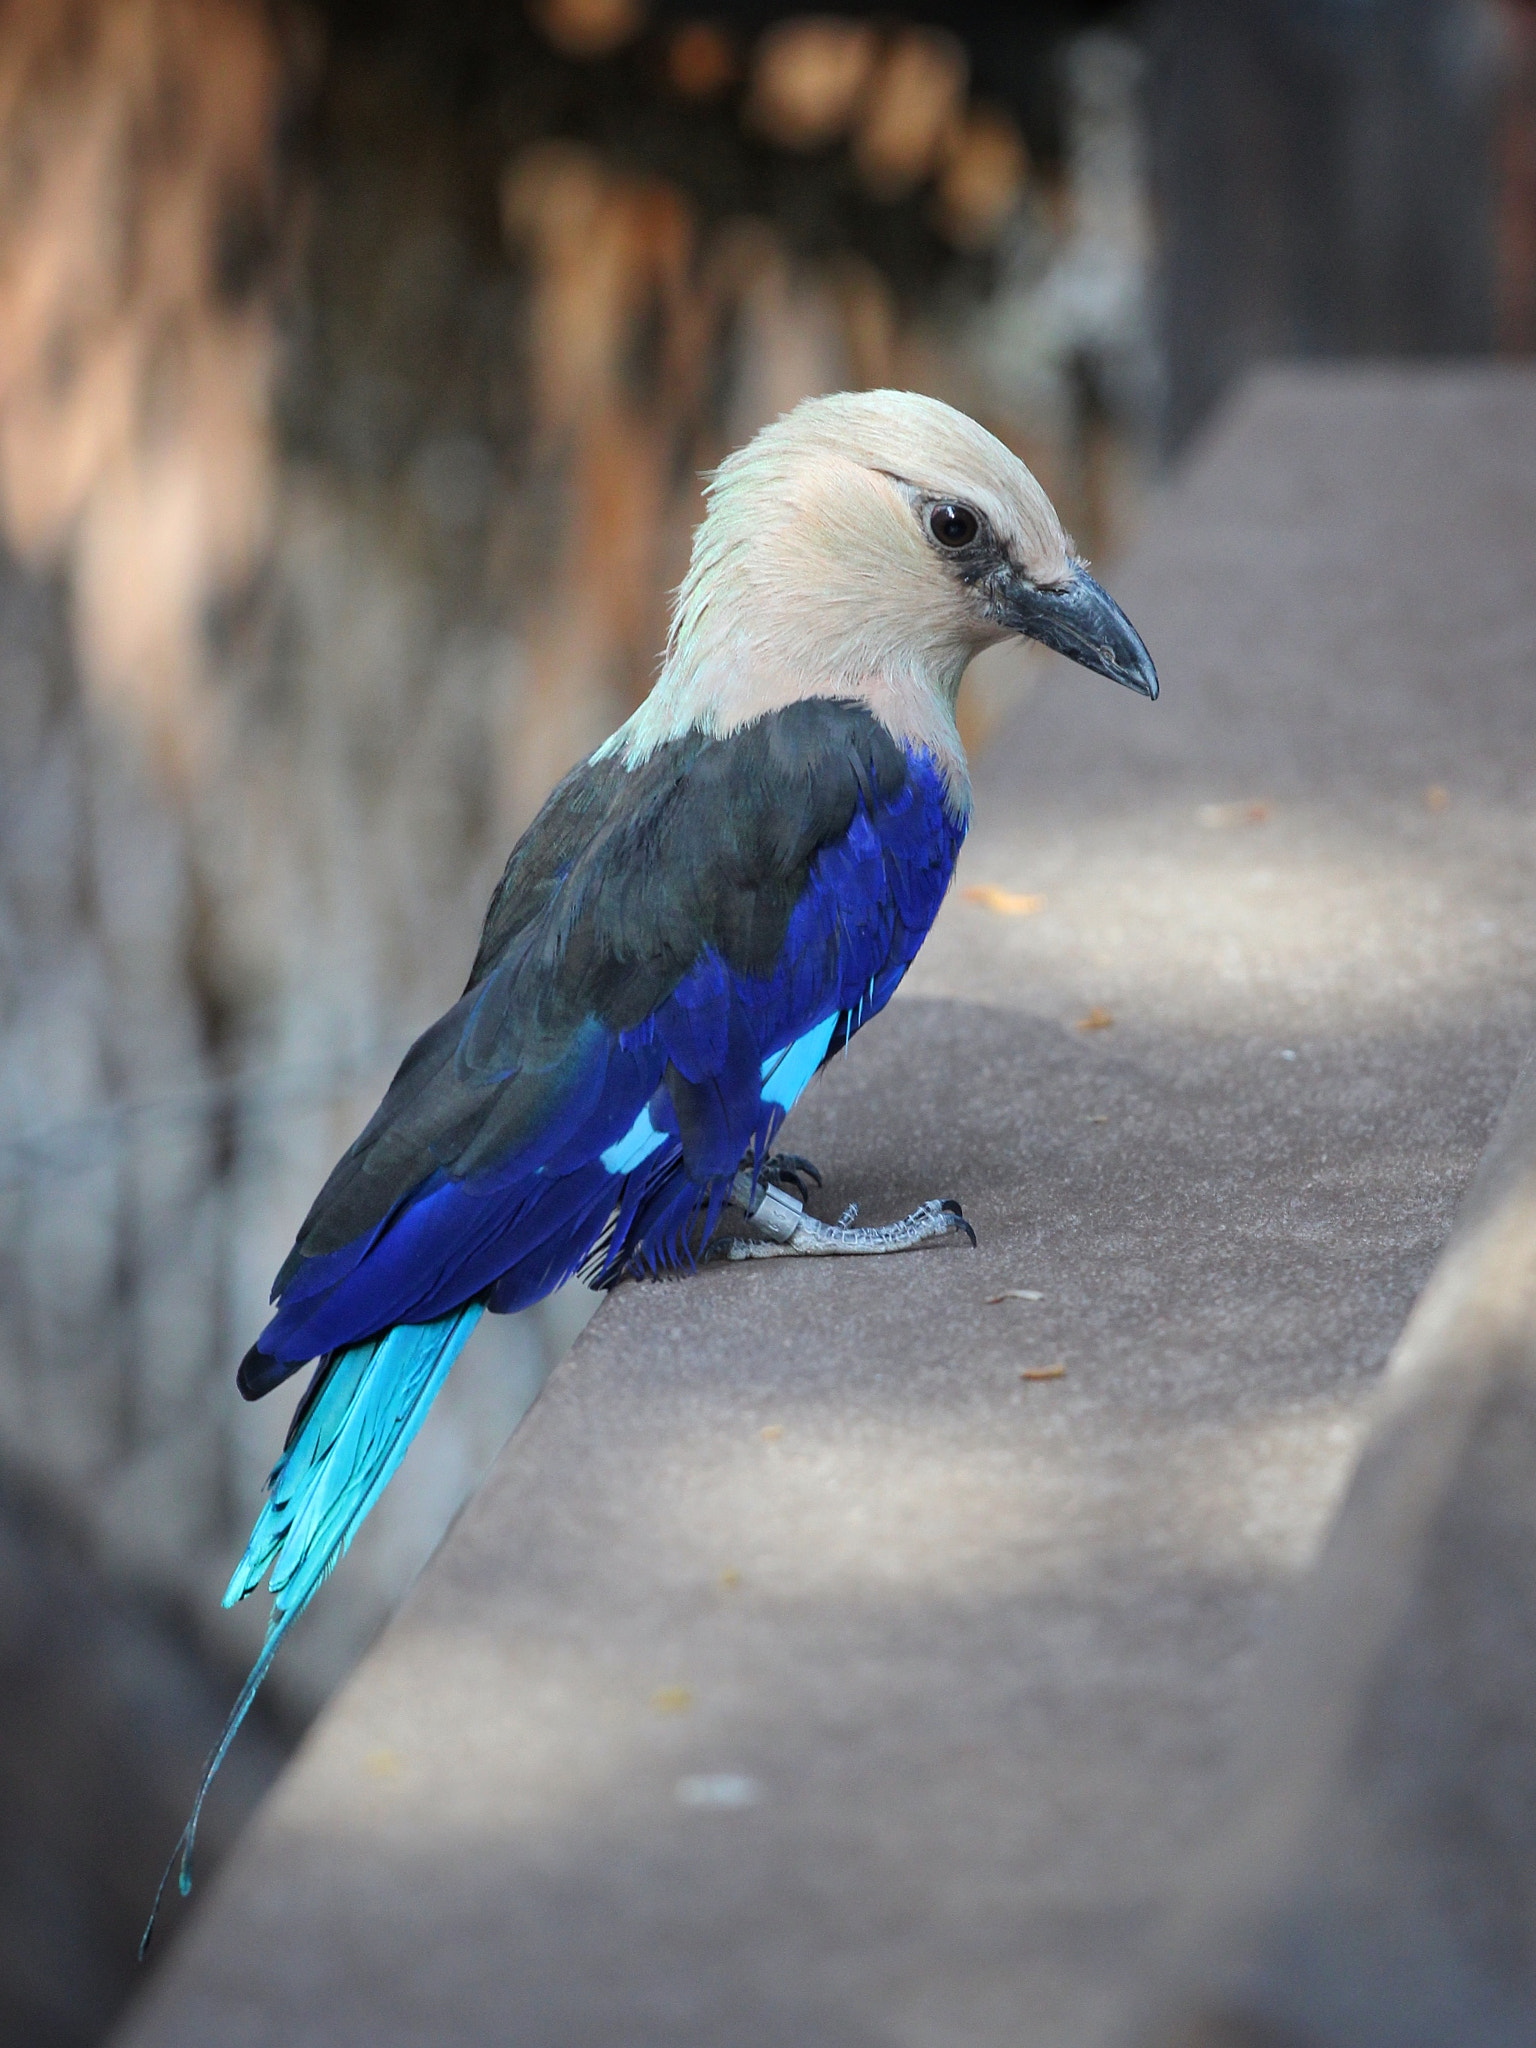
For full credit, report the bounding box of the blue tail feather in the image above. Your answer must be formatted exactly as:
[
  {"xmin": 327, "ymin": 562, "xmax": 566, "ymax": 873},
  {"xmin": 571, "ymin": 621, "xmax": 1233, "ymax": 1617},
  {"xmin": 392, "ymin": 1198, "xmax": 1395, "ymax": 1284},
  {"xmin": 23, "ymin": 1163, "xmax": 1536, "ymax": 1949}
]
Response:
[
  {"xmin": 234, "ymin": 1304, "xmax": 482, "ymax": 1613},
  {"xmin": 140, "ymin": 1302, "xmax": 483, "ymax": 1956}
]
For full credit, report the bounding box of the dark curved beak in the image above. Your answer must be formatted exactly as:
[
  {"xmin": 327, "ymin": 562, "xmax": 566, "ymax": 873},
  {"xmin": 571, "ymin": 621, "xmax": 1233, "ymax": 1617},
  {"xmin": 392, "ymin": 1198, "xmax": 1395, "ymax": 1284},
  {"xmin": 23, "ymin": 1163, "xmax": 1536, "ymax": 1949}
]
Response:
[{"xmin": 999, "ymin": 563, "xmax": 1159, "ymax": 701}]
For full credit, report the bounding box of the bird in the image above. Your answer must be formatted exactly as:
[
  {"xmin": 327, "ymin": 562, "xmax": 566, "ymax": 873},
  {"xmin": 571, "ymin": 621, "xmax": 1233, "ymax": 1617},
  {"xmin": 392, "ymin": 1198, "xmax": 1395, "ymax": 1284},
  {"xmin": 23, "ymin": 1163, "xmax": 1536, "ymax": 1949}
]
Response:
[{"xmin": 143, "ymin": 388, "xmax": 1156, "ymax": 1946}]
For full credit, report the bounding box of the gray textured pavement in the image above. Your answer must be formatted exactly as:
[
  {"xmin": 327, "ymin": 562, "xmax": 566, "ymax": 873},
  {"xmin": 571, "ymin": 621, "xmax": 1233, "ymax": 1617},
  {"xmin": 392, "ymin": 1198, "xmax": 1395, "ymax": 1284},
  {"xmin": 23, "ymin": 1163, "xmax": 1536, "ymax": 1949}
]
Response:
[
  {"xmin": 1131, "ymin": 1043, "xmax": 1536, "ymax": 2048},
  {"xmin": 115, "ymin": 367, "xmax": 1536, "ymax": 2047}
]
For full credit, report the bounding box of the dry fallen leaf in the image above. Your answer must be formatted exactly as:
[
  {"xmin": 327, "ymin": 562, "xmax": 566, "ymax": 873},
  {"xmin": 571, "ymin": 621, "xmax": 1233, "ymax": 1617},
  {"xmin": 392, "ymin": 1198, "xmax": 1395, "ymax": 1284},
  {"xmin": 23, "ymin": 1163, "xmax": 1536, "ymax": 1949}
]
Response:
[
  {"xmin": 760, "ymin": 1424, "xmax": 784, "ymax": 1442},
  {"xmin": 962, "ymin": 884, "xmax": 1046, "ymax": 916},
  {"xmin": 719, "ymin": 1567, "xmax": 742, "ymax": 1590},
  {"xmin": 1425, "ymin": 784, "xmax": 1449, "ymax": 813},
  {"xmin": 651, "ymin": 1686, "xmax": 694, "ymax": 1715},
  {"xmin": 1020, "ymin": 1363, "xmax": 1066, "ymax": 1382},
  {"xmin": 1076, "ymin": 1006, "xmax": 1114, "ymax": 1032},
  {"xmin": 1197, "ymin": 800, "xmax": 1270, "ymax": 829},
  {"xmin": 988, "ymin": 1288, "xmax": 1044, "ymax": 1303},
  {"xmin": 364, "ymin": 1748, "xmax": 403, "ymax": 1779}
]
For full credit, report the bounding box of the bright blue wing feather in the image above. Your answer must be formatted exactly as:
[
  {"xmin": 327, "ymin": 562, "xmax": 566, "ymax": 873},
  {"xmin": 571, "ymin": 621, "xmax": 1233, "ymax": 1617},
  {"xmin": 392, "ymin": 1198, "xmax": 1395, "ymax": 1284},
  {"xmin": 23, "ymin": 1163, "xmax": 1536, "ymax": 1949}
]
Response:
[{"xmin": 254, "ymin": 745, "xmax": 962, "ymax": 1363}]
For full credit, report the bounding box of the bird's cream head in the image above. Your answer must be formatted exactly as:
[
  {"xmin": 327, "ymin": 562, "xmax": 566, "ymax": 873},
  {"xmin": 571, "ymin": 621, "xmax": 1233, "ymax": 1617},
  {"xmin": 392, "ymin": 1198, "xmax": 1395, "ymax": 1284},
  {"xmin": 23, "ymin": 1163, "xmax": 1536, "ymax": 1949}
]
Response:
[{"xmin": 611, "ymin": 390, "xmax": 1156, "ymax": 809}]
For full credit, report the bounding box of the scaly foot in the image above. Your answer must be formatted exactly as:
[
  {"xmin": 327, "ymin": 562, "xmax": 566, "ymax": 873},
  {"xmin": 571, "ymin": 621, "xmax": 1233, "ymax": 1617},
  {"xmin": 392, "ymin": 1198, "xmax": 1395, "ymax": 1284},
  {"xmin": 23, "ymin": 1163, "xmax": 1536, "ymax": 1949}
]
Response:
[{"xmin": 715, "ymin": 1168, "xmax": 976, "ymax": 1261}]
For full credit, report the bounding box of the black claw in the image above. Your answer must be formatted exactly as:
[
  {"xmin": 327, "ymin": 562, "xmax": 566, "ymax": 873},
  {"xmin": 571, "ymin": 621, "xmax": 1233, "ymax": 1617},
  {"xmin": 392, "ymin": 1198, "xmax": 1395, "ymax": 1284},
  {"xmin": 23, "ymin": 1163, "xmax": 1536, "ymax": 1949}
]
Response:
[
  {"xmin": 769, "ymin": 1152, "xmax": 822, "ymax": 1188},
  {"xmin": 939, "ymin": 1199, "xmax": 978, "ymax": 1248}
]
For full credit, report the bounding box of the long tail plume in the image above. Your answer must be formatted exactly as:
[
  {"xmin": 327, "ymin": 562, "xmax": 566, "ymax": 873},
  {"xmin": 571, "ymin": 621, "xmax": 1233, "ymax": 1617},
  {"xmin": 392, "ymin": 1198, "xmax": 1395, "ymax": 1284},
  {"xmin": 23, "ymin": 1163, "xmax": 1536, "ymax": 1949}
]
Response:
[{"xmin": 140, "ymin": 1302, "xmax": 484, "ymax": 1957}]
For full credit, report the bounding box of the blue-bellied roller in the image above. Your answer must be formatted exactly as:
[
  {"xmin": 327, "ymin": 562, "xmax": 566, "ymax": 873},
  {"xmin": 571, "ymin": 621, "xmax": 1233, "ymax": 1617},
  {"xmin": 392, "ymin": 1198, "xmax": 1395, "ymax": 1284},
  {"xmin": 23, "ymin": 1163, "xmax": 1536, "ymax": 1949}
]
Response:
[{"xmin": 144, "ymin": 389, "xmax": 1157, "ymax": 1944}]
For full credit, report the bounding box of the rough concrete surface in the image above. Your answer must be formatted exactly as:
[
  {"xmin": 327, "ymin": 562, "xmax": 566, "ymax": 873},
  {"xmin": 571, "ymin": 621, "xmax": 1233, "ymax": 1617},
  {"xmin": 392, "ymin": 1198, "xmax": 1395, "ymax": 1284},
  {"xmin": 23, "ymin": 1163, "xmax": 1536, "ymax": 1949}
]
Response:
[
  {"xmin": 1129, "ymin": 1043, "xmax": 1536, "ymax": 2048},
  {"xmin": 112, "ymin": 367, "xmax": 1536, "ymax": 2047}
]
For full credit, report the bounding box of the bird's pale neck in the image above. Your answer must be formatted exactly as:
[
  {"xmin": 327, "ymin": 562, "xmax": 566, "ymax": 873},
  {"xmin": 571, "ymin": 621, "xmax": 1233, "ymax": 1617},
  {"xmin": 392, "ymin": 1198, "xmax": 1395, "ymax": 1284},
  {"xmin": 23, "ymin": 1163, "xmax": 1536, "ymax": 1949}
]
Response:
[{"xmin": 604, "ymin": 562, "xmax": 976, "ymax": 818}]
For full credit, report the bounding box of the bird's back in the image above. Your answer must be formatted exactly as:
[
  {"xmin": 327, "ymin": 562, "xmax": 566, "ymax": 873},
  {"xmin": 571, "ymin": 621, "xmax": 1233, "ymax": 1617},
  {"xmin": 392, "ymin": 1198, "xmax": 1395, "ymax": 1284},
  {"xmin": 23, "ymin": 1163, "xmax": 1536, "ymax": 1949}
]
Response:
[{"xmin": 240, "ymin": 698, "xmax": 965, "ymax": 1394}]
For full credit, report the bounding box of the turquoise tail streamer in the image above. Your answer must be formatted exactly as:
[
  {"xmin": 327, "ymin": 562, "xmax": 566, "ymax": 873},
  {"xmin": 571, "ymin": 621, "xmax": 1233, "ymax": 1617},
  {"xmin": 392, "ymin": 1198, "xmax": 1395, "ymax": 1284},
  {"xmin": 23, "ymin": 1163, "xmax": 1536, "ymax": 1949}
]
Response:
[{"xmin": 140, "ymin": 1302, "xmax": 484, "ymax": 1956}]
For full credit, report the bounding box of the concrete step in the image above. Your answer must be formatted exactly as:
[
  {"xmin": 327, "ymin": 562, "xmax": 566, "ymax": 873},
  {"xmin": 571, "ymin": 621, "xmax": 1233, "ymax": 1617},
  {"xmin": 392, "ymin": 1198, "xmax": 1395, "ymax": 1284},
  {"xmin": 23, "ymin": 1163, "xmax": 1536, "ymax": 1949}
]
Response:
[
  {"xmin": 1130, "ymin": 1040, "xmax": 1536, "ymax": 2048},
  {"xmin": 114, "ymin": 367, "xmax": 1536, "ymax": 2047}
]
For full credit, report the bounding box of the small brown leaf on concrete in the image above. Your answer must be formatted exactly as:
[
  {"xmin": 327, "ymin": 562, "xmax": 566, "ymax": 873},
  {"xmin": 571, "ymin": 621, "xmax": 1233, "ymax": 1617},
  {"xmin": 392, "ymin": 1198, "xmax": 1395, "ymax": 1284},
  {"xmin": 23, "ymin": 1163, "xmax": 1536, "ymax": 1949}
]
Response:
[
  {"xmin": 962, "ymin": 884, "xmax": 1046, "ymax": 916},
  {"xmin": 1020, "ymin": 1363, "xmax": 1066, "ymax": 1382},
  {"xmin": 1076, "ymin": 1006, "xmax": 1114, "ymax": 1032},
  {"xmin": 651, "ymin": 1686, "xmax": 693, "ymax": 1714},
  {"xmin": 760, "ymin": 1424, "xmax": 784, "ymax": 1441},
  {"xmin": 1425, "ymin": 784, "xmax": 1450, "ymax": 812},
  {"xmin": 1197, "ymin": 800, "xmax": 1270, "ymax": 829}
]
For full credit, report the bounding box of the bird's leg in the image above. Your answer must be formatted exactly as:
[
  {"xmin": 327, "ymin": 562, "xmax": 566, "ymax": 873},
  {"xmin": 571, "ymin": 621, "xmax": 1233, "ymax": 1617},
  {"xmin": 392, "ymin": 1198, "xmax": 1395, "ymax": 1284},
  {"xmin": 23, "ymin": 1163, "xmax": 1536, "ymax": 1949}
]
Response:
[{"xmin": 716, "ymin": 1166, "xmax": 976, "ymax": 1261}]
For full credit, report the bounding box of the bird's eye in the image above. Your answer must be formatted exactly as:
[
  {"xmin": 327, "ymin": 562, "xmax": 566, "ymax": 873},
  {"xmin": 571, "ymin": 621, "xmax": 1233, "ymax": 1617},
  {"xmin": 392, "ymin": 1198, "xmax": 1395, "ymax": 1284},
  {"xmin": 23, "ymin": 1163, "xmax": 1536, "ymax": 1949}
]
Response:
[{"xmin": 928, "ymin": 502, "xmax": 979, "ymax": 549}]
